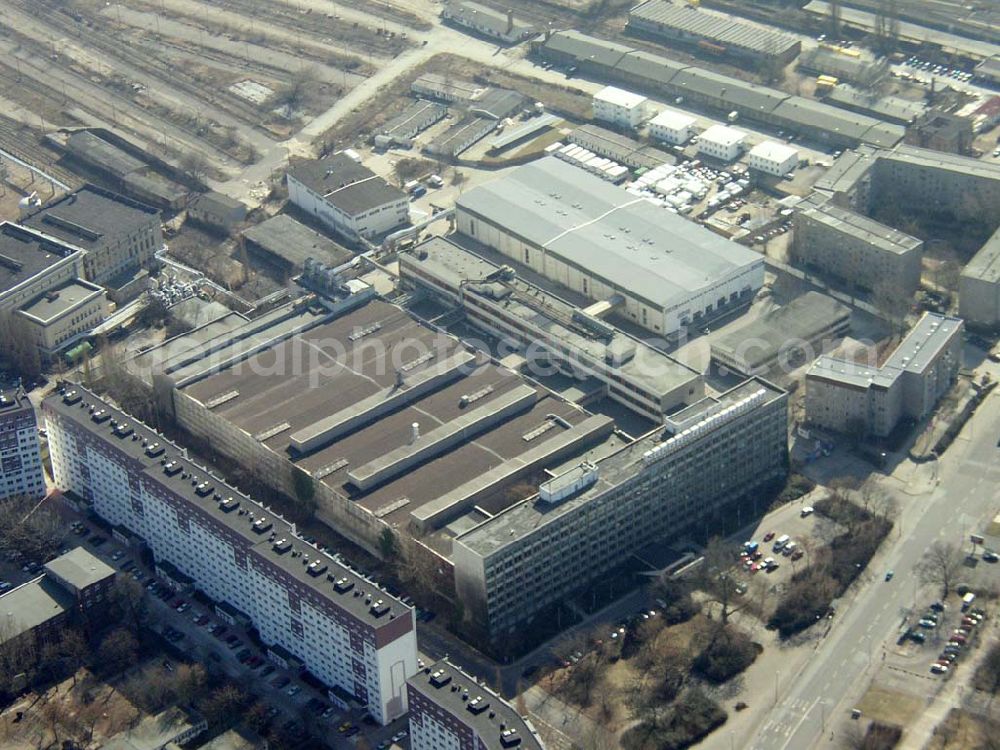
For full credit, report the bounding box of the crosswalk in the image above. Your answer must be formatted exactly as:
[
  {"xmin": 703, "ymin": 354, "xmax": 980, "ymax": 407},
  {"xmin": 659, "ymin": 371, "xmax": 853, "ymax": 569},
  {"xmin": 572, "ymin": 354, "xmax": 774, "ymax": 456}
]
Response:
[{"xmin": 756, "ymin": 698, "xmax": 817, "ymax": 747}]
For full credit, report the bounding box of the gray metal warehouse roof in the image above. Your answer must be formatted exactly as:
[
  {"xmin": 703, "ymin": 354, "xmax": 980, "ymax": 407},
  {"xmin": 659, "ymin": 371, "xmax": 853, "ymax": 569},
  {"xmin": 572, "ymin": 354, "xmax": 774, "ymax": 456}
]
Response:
[
  {"xmin": 629, "ymin": 0, "xmax": 800, "ymax": 56},
  {"xmin": 669, "ymin": 68, "xmax": 788, "ymax": 114},
  {"xmin": 541, "ymin": 30, "xmax": 632, "ymax": 68},
  {"xmin": 457, "ymin": 157, "xmax": 763, "ymax": 310},
  {"xmin": 613, "ymin": 49, "xmax": 689, "ymax": 85}
]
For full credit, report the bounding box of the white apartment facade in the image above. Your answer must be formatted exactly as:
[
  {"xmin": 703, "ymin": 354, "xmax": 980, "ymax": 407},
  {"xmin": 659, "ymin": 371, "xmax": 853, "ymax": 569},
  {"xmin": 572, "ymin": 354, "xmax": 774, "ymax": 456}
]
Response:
[
  {"xmin": 0, "ymin": 388, "xmax": 45, "ymax": 501},
  {"xmin": 649, "ymin": 108, "xmax": 697, "ymax": 144},
  {"xmin": 44, "ymin": 387, "xmax": 417, "ymax": 724},
  {"xmin": 592, "ymin": 86, "xmax": 648, "ymax": 129},
  {"xmin": 18, "ymin": 280, "xmax": 107, "ymax": 358},
  {"xmin": 748, "ymin": 141, "xmax": 800, "ymax": 176},
  {"xmin": 698, "ymin": 124, "xmax": 747, "ymax": 162}
]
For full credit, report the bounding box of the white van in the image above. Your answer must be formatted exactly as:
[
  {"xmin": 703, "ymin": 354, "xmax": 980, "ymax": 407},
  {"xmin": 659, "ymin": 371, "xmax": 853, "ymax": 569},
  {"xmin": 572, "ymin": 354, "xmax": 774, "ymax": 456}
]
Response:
[
  {"xmin": 773, "ymin": 534, "xmax": 790, "ymax": 551},
  {"xmin": 962, "ymin": 592, "xmax": 976, "ymax": 611}
]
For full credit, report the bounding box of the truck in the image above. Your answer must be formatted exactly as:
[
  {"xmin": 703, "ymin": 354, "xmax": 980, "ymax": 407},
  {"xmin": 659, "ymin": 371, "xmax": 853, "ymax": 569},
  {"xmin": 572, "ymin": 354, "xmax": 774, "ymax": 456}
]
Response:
[{"xmin": 773, "ymin": 534, "xmax": 790, "ymax": 551}]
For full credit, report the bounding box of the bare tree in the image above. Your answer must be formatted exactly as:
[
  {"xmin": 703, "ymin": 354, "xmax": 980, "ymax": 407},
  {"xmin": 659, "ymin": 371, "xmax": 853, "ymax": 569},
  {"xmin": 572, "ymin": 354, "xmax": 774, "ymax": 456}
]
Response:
[
  {"xmin": 0, "ymin": 494, "xmax": 64, "ymax": 564},
  {"xmin": 916, "ymin": 541, "xmax": 964, "ymax": 600},
  {"xmin": 109, "ymin": 576, "xmax": 148, "ymax": 633},
  {"xmin": 697, "ymin": 537, "xmax": 749, "ymax": 626},
  {"xmin": 179, "ymin": 151, "xmax": 211, "ymax": 184},
  {"xmin": 97, "ymin": 628, "xmax": 139, "ymax": 676}
]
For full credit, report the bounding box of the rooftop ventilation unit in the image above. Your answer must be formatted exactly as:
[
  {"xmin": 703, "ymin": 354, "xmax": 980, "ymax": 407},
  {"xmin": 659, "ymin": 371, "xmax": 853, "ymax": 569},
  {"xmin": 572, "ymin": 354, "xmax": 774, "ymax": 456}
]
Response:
[
  {"xmin": 370, "ymin": 599, "xmax": 390, "ymax": 617},
  {"xmin": 500, "ymin": 728, "xmax": 522, "ymax": 747},
  {"xmin": 430, "ymin": 669, "xmax": 451, "ymax": 688},
  {"xmin": 163, "ymin": 461, "xmax": 182, "ymax": 477},
  {"xmin": 219, "ymin": 497, "xmax": 240, "ymax": 513},
  {"xmin": 63, "ymin": 390, "xmax": 81, "ymax": 405},
  {"xmin": 252, "ymin": 517, "xmax": 273, "ymax": 534},
  {"xmin": 333, "ymin": 577, "xmax": 354, "ymax": 593},
  {"xmin": 307, "ymin": 560, "xmax": 327, "ymax": 577},
  {"xmin": 273, "ymin": 538, "xmax": 292, "ymax": 553},
  {"xmin": 145, "ymin": 442, "xmax": 164, "ymax": 458},
  {"xmin": 468, "ymin": 696, "xmax": 490, "ymax": 714},
  {"xmin": 113, "ymin": 422, "xmax": 133, "ymax": 438},
  {"xmin": 91, "ymin": 409, "xmax": 110, "ymax": 424}
]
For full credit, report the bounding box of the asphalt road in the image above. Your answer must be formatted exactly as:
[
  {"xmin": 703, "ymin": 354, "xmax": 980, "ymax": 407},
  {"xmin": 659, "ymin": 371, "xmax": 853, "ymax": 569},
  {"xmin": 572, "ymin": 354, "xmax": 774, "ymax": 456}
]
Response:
[{"xmin": 749, "ymin": 388, "xmax": 1000, "ymax": 750}]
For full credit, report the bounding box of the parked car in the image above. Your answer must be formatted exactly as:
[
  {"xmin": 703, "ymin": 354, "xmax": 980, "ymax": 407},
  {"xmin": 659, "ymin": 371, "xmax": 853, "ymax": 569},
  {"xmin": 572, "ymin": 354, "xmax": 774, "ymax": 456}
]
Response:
[{"xmin": 286, "ymin": 685, "xmax": 300, "ymax": 697}]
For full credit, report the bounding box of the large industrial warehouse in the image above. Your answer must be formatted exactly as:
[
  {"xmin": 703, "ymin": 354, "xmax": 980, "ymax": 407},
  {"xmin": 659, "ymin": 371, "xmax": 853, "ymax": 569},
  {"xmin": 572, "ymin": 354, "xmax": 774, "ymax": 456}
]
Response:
[{"xmin": 454, "ymin": 157, "xmax": 765, "ymax": 336}]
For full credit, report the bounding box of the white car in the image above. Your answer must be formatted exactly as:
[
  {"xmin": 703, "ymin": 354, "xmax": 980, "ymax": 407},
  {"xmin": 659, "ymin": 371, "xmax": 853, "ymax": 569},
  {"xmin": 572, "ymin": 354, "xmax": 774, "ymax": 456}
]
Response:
[
  {"xmin": 287, "ymin": 685, "xmax": 300, "ymax": 697},
  {"xmin": 800, "ymin": 506, "xmax": 814, "ymax": 517},
  {"xmin": 391, "ymin": 730, "xmax": 409, "ymax": 742}
]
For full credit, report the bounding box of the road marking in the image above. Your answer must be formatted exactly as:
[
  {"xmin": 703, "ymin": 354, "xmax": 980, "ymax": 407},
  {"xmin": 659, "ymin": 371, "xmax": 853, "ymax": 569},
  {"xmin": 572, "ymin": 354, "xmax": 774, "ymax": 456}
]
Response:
[{"xmin": 777, "ymin": 696, "xmax": 820, "ymax": 750}]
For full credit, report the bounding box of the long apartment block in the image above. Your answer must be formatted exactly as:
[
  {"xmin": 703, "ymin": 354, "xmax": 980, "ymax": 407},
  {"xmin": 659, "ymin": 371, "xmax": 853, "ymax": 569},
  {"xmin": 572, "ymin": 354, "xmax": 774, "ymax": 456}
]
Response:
[
  {"xmin": 0, "ymin": 387, "xmax": 46, "ymax": 500},
  {"xmin": 43, "ymin": 386, "xmax": 417, "ymax": 725}
]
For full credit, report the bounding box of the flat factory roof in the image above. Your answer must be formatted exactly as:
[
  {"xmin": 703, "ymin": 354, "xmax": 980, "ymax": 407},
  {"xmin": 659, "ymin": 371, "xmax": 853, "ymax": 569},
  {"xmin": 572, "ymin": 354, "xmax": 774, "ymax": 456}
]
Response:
[
  {"xmin": 402, "ymin": 236, "xmax": 701, "ymax": 399},
  {"xmin": 749, "ymin": 140, "xmax": 799, "ymax": 163},
  {"xmin": 700, "ymin": 124, "xmax": 747, "ymax": 147},
  {"xmin": 173, "ymin": 297, "xmax": 601, "ymax": 532},
  {"xmin": 649, "ymin": 108, "xmax": 697, "ymax": 130},
  {"xmin": 22, "ymin": 186, "xmax": 159, "ymax": 252},
  {"xmin": 19, "ymin": 279, "xmax": 104, "ymax": 323},
  {"xmin": 456, "ymin": 378, "xmax": 785, "ymax": 556},
  {"xmin": 242, "ymin": 214, "xmax": 354, "ymax": 270},
  {"xmin": 0, "ymin": 222, "xmax": 83, "ymax": 296},
  {"xmin": 457, "ymin": 157, "xmax": 762, "ymax": 310}
]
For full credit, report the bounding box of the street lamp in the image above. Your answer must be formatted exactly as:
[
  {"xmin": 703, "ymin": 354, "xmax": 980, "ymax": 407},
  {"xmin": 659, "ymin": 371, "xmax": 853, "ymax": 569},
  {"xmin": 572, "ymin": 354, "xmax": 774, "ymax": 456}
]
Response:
[{"xmin": 774, "ymin": 669, "xmax": 780, "ymax": 704}]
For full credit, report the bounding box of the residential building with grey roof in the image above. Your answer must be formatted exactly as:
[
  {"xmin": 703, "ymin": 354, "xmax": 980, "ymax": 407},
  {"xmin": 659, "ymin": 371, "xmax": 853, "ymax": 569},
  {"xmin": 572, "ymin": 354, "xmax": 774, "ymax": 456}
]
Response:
[
  {"xmin": 0, "ymin": 387, "xmax": 45, "ymax": 501},
  {"xmin": 805, "ymin": 313, "xmax": 963, "ymax": 438},
  {"xmin": 408, "ymin": 660, "xmax": 546, "ymax": 750},
  {"xmin": 792, "ymin": 193, "xmax": 923, "ymax": 296},
  {"xmin": 454, "ymin": 157, "xmax": 765, "ymax": 337},
  {"xmin": 44, "ymin": 386, "xmax": 418, "ymax": 725},
  {"xmin": 286, "ymin": 152, "xmax": 408, "ymax": 242}
]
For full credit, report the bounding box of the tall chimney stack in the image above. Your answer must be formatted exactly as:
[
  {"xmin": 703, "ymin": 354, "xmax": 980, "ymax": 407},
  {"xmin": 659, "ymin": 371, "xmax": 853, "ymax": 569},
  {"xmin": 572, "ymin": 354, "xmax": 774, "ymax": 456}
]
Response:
[
  {"xmin": 411, "ymin": 422, "xmax": 420, "ymax": 444},
  {"xmin": 506, "ymin": 8, "xmax": 514, "ymax": 35}
]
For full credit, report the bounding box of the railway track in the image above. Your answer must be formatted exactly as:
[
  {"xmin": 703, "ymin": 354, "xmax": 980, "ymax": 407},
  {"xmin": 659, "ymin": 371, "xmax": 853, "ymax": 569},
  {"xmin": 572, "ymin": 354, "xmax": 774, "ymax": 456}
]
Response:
[{"xmin": 0, "ymin": 115, "xmax": 83, "ymax": 189}]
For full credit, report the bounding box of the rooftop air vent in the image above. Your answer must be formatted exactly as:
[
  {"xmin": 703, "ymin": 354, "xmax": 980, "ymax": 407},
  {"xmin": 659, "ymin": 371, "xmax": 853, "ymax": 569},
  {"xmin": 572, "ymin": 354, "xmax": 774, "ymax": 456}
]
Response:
[
  {"xmin": 219, "ymin": 497, "xmax": 239, "ymax": 513},
  {"xmin": 91, "ymin": 409, "xmax": 110, "ymax": 424},
  {"xmin": 333, "ymin": 577, "xmax": 354, "ymax": 593},
  {"xmin": 370, "ymin": 599, "xmax": 390, "ymax": 617},
  {"xmin": 468, "ymin": 696, "xmax": 489, "ymax": 714},
  {"xmin": 500, "ymin": 728, "xmax": 522, "ymax": 747},
  {"xmin": 252, "ymin": 517, "xmax": 272, "ymax": 534},
  {"xmin": 307, "ymin": 560, "xmax": 327, "ymax": 577},
  {"xmin": 273, "ymin": 538, "xmax": 292, "ymax": 553},
  {"xmin": 63, "ymin": 390, "xmax": 81, "ymax": 405},
  {"xmin": 163, "ymin": 461, "xmax": 182, "ymax": 477},
  {"xmin": 430, "ymin": 670, "xmax": 451, "ymax": 688},
  {"xmin": 195, "ymin": 482, "xmax": 214, "ymax": 497},
  {"xmin": 113, "ymin": 422, "xmax": 133, "ymax": 438}
]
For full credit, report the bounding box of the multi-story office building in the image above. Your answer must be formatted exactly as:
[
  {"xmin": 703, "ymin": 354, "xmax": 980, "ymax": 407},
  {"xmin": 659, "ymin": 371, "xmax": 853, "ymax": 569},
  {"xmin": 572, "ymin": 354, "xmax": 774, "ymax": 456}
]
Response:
[
  {"xmin": 455, "ymin": 158, "xmax": 765, "ymax": 337},
  {"xmin": 44, "ymin": 387, "xmax": 417, "ymax": 724},
  {"xmin": 21, "ymin": 185, "xmax": 162, "ymax": 289},
  {"xmin": 697, "ymin": 125, "xmax": 747, "ymax": 162},
  {"xmin": 453, "ymin": 378, "xmax": 788, "ymax": 633},
  {"xmin": 0, "ymin": 387, "xmax": 46, "ymax": 501},
  {"xmin": 408, "ymin": 660, "xmax": 546, "ymax": 750},
  {"xmin": 286, "ymin": 152, "xmax": 409, "ymax": 242},
  {"xmin": 649, "ymin": 108, "xmax": 696, "ymax": 145},
  {"xmin": 748, "ymin": 141, "xmax": 799, "ymax": 176},
  {"xmin": 592, "ymin": 86, "xmax": 648, "ymax": 129},
  {"xmin": 400, "ymin": 236, "xmax": 703, "ymax": 421},
  {"xmin": 0, "ymin": 223, "xmax": 107, "ymax": 359},
  {"xmin": 18, "ymin": 279, "xmax": 107, "ymax": 359},
  {"xmin": 805, "ymin": 313, "xmax": 963, "ymax": 438},
  {"xmin": 791, "ymin": 194, "xmax": 923, "ymax": 296}
]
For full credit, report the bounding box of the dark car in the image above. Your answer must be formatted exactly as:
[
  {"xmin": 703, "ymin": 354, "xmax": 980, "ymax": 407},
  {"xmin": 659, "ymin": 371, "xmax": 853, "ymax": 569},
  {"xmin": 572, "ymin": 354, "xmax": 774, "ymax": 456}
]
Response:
[
  {"xmin": 261, "ymin": 665, "xmax": 276, "ymax": 677},
  {"xmin": 90, "ymin": 536, "xmax": 107, "ymax": 546},
  {"xmin": 273, "ymin": 676, "xmax": 290, "ymax": 689}
]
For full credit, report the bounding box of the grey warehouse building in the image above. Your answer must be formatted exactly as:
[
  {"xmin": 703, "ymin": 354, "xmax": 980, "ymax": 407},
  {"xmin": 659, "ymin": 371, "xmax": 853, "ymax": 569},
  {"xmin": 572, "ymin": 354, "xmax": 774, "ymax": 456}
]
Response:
[
  {"xmin": 628, "ymin": 0, "xmax": 801, "ymax": 65},
  {"xmin": 453, "ymin": 378, "xmax": 788, "ymax": 634},
  {"xmin": 455, "ymin": 157, "xmax": 765, "ymax": 337},
  {"xmin": 711, "ymin": 291, "xmax": 851, "ymax": 377}
]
